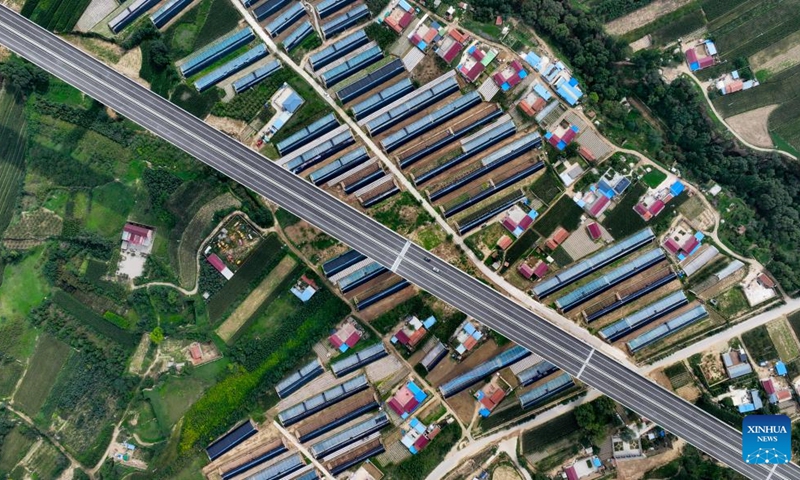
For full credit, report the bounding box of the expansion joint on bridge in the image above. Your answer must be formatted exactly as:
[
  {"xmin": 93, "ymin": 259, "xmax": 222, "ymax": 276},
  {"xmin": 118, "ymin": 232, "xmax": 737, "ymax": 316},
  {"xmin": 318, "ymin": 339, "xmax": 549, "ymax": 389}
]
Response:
[
  {"xmin": 391, "ymin": 241, "xmax": 411, "ymax": 272},
  {"xmin": 576, "ymin": 348, "xmax": 595, "ymax": 379}
]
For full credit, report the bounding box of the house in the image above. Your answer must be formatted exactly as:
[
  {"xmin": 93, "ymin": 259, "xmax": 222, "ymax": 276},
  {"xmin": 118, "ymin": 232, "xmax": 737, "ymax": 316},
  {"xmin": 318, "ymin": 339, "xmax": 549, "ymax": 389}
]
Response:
[
  {"xmin": 501, "ymin": 206, "xmax": 538, "ymax": 237},
  {"xmin": 387, "ymin": 381, "xmax": 427, "ymax": 419},
  {"xmin": 563, "ymin": 456, "xmax": 602, "ymax": 480},
  {"xmin": 633, "ymin": 180, "xmax": 686, "ymax": 222},
  {"xmin": 189, "ymin": 343, "xmax": 202, "ymax": 361},
  {"xmin": 400, "ymin": 418, "xmax": 440, "ymax": 454},
  {"xmin": 545, "ymin": 124, "xmax": 579, "ymax": 151},
  {"xmin": 122, "ymin": 223, "xmax": 154, "ymax": 248},
  {"xmin": 495, "ymin": 15, "xmax": 502, "ymax": 26},
  {"xmin": 391, "ymin": 315, "xmax": 436, "ymax": 349},
  {"xmin": 518, "ymin": 262, "xmax": 535, "ymax": 279},
  {"xmin": 497, "ymin": 235, "xmax": 513, "ymax": 250},
  {"xmin": 291, "ymin": 274, "xmax": 317, "ymax": 302},
  {"xmin": 384, "ymin": 0, "xmax": 414, "ymax": 34},
  {"xmin": 586, "ymin": 222, "xmax": 601, "ymax": 241},
  {"xmin": 722, "ymin": 349, "xmax": 753, "ymax": 379},
  {"xmin": 436, "ymin": 28, "xmax": 469, "ymax": 63},
  {"xmin": 458, "ymin": 45, "xmax": 497, "ymax": 82},
  {"xmin": 532, "ymin": 260, "xmax": 548, "ymax": 279},
  {"xmin": 492, "ymin": 60, "xmax": 527, "ymax": 92},
  {"xmin": 685, "ymin": 40, "xmax": 717, "ymax": 71},
  {"xmin": 409, "ymin": 21, "xmax": 440, "ymax": 50},
  {"xmin": 776, "ymin": 361, "xmax": 788, "ymax": 376},
  {"xmin": 545, "ymin": 227, "xmax": 569, "ymax": 251},
  {"xmin": 329, "ymin": 320, "xmax": 362, "ymax": 352},
  {"xmin": 758, "ymin": 273, "xmax": 776, "ymax": 290},
  {"xmin": 207, "ymin": 254, "xmax": 234, "ymax": 280},
  {"xmin": 738, "ymin": 389, "xmax": 763, "ymax": 413},
  {"xmin": 453, "ymin": 319, "xmax": 484, "ymax": 357},
  {"xmin": 475, "ymin": 380, "xmax": 506, "ymax": 417}
]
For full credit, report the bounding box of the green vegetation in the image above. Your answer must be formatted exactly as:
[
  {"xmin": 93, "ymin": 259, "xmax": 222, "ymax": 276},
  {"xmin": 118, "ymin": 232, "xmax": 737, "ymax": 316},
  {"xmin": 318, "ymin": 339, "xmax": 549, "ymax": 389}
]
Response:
[
  {"xmin": 664, "ymin": 362, "xmax": 693, "ymax": 390},
  {"xmin": 712, "ymin": 287, "xmax": 748, "ymax": 318},
  {"xmin": 380, "ymin": 422, "xmax": 460, "ymax": 480},
  {"xmin": 211, "ymin": 68, "xmax": 294, "ymax": 121},
  {"xmin": 741, "ymin": 325, "xmax": 779, "ymax": 363},
  {"xmin": 267, "ymin": 78, "xmax": 330, "ymax": 145},
  {"xmin": 365, "ymin": 23, "xmax": 399, "ymax": 50},
  {"xmin": 503, "ymin": 229, "xmax": 540, "ymax": 267},
  {"xmin": 180, "ymin": 283, "xmax": 349, "ymax": 450},
  {"xmin": 0, "ymin": 423, "xmax": 36, "ymax": 476},
  {"xmin": 642, "ymin": 170, "xmax": 667, "ymax": 188},
  {"xmin": 52, "ymin": 289, "xmax": 139, "ymax": 347},
  {"xmin": 573, "ymin": 396, "xmax": 619, "ymax": 445},
  {"xmin": 601, "ymin": 182, "xmax": 646, "ymax": 238},
  {"xmin": 205, "ymin": 234, "xmax": 286, "ymax": 322},
  {"xmin": 0, "ymin": 248, "xmax": 49, "ymax": 323},
  {"xmin": 533, "ymin": 196, "xmax": 583, "ymax": 237},
  {"xmin": 417, "ymin": 225, "xmax": 445, "ymax": 250},
  {"xmin": 588, "ymin": 0, "xmax": 655, "ymax": 21},
  {"xmin": 649, "ymin": 9, "xmax": 706, "ymax": 45},
  {"xmin": 787, "ymin": 310, "xmax": 800, "ymax": 341},
  {"xmin": 521, "ymin": 411, "xmax": 579, "ymax": 453},
  {"xmin": 162, "ymin": 0, "xmax": 242, "ymax": 59},
  {"xmin": 369, "ymin": 293, "xmax": 466, "ymax": 342},
  {"xmin": 0, "ymin": 87, "xmax": 27, "ymax": 234},
  {"xmin": 20, "ymin": 0, "xmax": 90, "ymax": 33},
  {"xmin": 529, "ymin": 169, "xmax": 562, "ymax": 205},
  {"xmin": 13, "ymin": 335, "xmax": 71, "ymax": 417},
  {"xmin": 372, "ymin": 192, "xmax": 434, "ymax": 234}
]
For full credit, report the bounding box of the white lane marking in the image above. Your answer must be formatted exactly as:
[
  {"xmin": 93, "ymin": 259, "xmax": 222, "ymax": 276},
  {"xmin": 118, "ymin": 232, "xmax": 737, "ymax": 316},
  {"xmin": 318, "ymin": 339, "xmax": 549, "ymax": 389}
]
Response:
[
  {"xmin": 391, "ymin": 241, "xmax": 411, "ymax": 272},
  {"xmin": 576, "ymin": 348, "xmax": 595, "ymax": 379},
  {"xmin": 766, "ymin": 465, "xmax": 777, "ymax": 480}
]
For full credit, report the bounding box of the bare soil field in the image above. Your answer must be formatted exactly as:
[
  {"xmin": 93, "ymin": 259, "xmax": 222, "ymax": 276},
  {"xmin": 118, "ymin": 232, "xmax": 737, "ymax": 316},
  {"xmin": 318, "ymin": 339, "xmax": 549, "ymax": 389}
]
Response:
[
  {"xmin": 358, "ymin": 284, "xmax": 417, "ymax": 321},
  {"xmin": 447, "ymin": 389, "xmax": 478, "ymax": 425},
  {"xmin": 205, "ymin": 115, "xmax": 249, "ymax": 137},
  {"xmin": 428, "ymin": 340, "xmax": 504, "ymax": 387},
  {"xmin": 116, "ymin": 48, "xmax": 149, "ymax": 88},
  {"xmin": 605, "ymin": 0, "xmax": 694, "ymax": 36},
  {"xmin": 412, "ymin": 52, "xmax": 452, "ymax": 85},
  {"xmin": 492, "ymin": 465, "xmax": 522, "ymax": 480},
  {"xmin": 749, "ymin": 30, "xmax": 800, "ymax": 75},
  {"xmin": 128, "ymin": 334, "xmax": 151, "ymax": 375},
  {"xmin": 725, "ymin": 104, "xmax": 779, "ymax": 148},
  {"xmin": 216, "ymin": 255, "xmax": 298, "ymax": 342}
]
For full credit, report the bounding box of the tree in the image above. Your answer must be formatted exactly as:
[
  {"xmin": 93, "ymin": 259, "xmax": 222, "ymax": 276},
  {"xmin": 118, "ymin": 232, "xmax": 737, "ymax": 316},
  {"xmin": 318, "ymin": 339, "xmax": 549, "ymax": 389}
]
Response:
[
  {"xmin": 150, "ymin": 326, "xmax": 164, "ymax": 344},
  {"xmin": 0, "ymin": 58, "xmax": 49, "ymax": 94}
]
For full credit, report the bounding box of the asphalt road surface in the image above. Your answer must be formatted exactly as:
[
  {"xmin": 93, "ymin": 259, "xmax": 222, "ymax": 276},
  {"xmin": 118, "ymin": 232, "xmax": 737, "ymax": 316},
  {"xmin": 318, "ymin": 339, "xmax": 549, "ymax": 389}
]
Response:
[{"xmin": 0, "ymin": 7, "xmax": 795, "ymax": 479}]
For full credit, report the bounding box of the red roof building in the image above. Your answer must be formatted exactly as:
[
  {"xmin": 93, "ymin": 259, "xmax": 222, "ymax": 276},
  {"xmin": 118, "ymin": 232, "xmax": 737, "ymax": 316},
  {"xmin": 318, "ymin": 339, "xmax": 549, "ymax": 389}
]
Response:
[
  {"xmin": 698, "ymin": 56, "xmax": 715, "ymax": 69},
  {"xmin": 449, "ymin": 28, "xmax": 469, "ymax": 44},
  {"xmin": 726, "ymin": 80, "xmax": 744, "ymax": 94},
  {"xmin": 685, "ymin": 49, "xmax": 698, "ymax": 65},
  {"xmin": 533, "ymin": 260, "xmax": 548, "ymax": 279},
  {"xmin": 758, "ymin": 273, "xmax": 776, "ymax": 289},
  {"xmin": 441, "ymin": 42, "xmax": 463, "ymax": 63},
  {"xmin": 682, "ymin": 236, "xmax": 699, "ymax": 254},
  {"xmin": 565, "ymin": 466, "xmax": 579, "ymax": 480},
  {"xmin": 463, "ymin": 336, "xmax": 478, "ymax": 350},
  {"xmin": 497, "ymin": 235, "xmax": 513, "ymax": 250},
  {"xmin": 545, "ymin": 227, "xmax": 570, "ymax": 250},
  {"xmin": 122, "ymin": 223, "xmax": 153, "ymax": 246},
  {"xmin": 663, "ymin": 238, "xmax": 680, "ymax": 255},
  {"xmin": 501, "ymin": 217, "xmax": 517, "ymax": 232},
  {"xmin": 519, "ymin": 101, "xmax": 535, "ymax": 117},
  {"xmin": 518, "ymin": 263, "xmax": 535, "ymax": 279},
  {"xmin": 587, "ymin": 222, "xmax": 601, "ymax": 240},
  {"xmin": 189, "ymin": 343, "xmax": 202, "ymax": 360},
  {"xmin": 578, "ymin": 146, "xmax": 596, "ymax": 162},
  {"xmin": 648, "ymin": 200, "xmax": 665, "ymax": 216},
  {"xmin": 776, "ymin": 389, "xmax": 793, "ymax": 402},
  {"xmin": 207, "ymin": 254, "xmax": 227, "ymax": 273},
  {"xmin": 762, "ymin": 378, "xmax": 776, "ymax": 395},
  {"xmin": 588, "ymin": 195, "xmax": 610, "ymax": 217},
  {"xmin": 495, "ymin": 15, "xmax": 502, "ymax": 26},
  {"xmin": 518, "ymin": 215, "xmax": 534, "ymax": 230}
]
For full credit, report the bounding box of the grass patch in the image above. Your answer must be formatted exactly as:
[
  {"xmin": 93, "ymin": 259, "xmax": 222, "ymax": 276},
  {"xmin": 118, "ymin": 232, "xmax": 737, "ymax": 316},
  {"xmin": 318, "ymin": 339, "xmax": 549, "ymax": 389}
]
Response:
[
  {"xmin": 741, "ymin": 324, "xmax": 779, "ymax": 363},
  {"xmin": 601, "ymin": 182, "xmax": 647, "ymax": 238},
  {"xmin": 533, "ymin": 195, "xmax": 584, "ymax": 237},
  {"xmin": 521, "ymin": 411, "xmax": 579, "ymax": 453},
  {"xmin": 0, "ymin": 248, "xmax": 49, "ymax": 323},
  {"xmin": 163, "ymin": 0, "xmax": 242, "ymax": 59},
  {"xmin": 0, "ymin": 426, "xmax": 36, "ymax": 474},
  {"xmin": 211, "ymin": 68, "xmax": 295, "ymax": 122},
  {"xmin": 14, "ymin": 335, "xmax": 72, "ymax": 417},
  {"xmin": 147, "ymin": 361, "xmax": 228, "ymax": 431},
  {"xmin": 642, "ymin": 170, "xmax": 667, "ymax": 188},
  {"xmin": 766, "ymin": 318, "xmax": 800, "ymax": 362},
  {"xmin": 529, "ymin": 169, "xmax": 562, "ymax": 205},
  {"xmin": 417, "ymin": 225, "xmax": 445, "ymax": 250},
  {"xmin": 712, "ymin": 287, "xmax": 748, "ymax": 319},
  {"xmin": 503, "ymin": 229, "xmax": 540, "ymax": 266},
  {"xmin": 371, "ymin": 191, "xmax": 434, "ymax": 235},
  {"xmin": 664, "ymin": 362, "xmax": 693, "ymax": 390}
]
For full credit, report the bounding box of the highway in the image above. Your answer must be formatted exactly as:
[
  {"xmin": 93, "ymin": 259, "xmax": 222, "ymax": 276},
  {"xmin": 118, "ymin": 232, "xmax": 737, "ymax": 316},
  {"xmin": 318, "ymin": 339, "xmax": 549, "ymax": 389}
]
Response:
[{"xmin": 0, "ymin": 8, "xmax": 795, "ymax": 478}]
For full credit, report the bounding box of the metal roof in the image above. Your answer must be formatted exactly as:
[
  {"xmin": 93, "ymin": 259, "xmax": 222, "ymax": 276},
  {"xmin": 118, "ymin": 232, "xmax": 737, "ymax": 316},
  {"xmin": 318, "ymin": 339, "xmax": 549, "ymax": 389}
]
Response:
[
  {"xmin": 309, "ymin": 30, "xmax": 369, "ymax": 70},
  {"xmin": 599, "ymin": 290, "xmax": 688, "ymax": 342},
  {"xmin": 364, "ymin": 76, "xmax": 459, "ymax": 133},
  {"xmin": 277, "ymin": 375, "xmax": 369, "ymax": 425},
  {"xmin": 336, "ymin": 59, "xmax": 405, "ymax": 103},
  {"xmin": 195, "ymin": 44, "xmax": 268, "ymax": 92},
  {"xmin": 206, "ymin": 420, "xmax": 257, "ymax": 460},
  {"xmin": 534, "ymin": 228, "xmax": 655, "ymax": 298},
  {"xmin": 337, "ymin": 261, "xmax": 385, "ymax": 290},
  {"xmin": 519, "ymin": 373, "xmax": 573, "ymax": 408},
  {"xmin": 254, "ymin": 0, "xmax": 291, "ymax": 21},
  {"xmin": 380, "ymin": 91, "xmax": 481, "ymax": 151},
  {"xmin": 277, "ymin": 113, "xmax": 339, "ymax": 155},
  {"xmin": 245, "ymin": 454, "xmax": 304, "ymax": 480},
  {"xmin": 109, "ymin": 0, "xmax": 160, "ymax": 33},
  {"xmin": 351, "ymin": 78, "xmax": 415, "ymax": 119},
  {"xmin": 439, "ymin": 345, "xmax": 530, "ymax": 397},
  {"xmin": 626, "ymin": 305, "xmax": 708, "ymax": 353},
  {"xmin": 309, "ymin": 412, "xmax": 388, "ymax": 458},
  {"xmin": 265, "ymin": 2, "xmax": 306, "ymax": 37},
  {"xmin": 233, "ymin": 59, "xmax": 282, "ymax": 93},
  {"xmin": 322, "ymin": 249, "xmax": 367, "ymax": 277},
  {"xmin": 284, "ymin": 130, "xmax": 354, "ymax": 173},
  {"xmin": 682, "ymin": 245, "xmax": 719, "ymax": 276},
  {"xmin": 321, "ymin": 4, "xmax": 370, "ymax": 39},
  {"xmin": 330, "ymin": 343, "xmax": 388, "ymax": 377},
  {"xmin": 275, "ymin": 358, "xmax": 324, "ymax": 398},
  {"xmin": 309, "ymin": 147, "xmax": 368, "ymax": 184},
  {"xmin": 480, "ymin": 132, "xmax": 542, "ymax": 167},
  {"xmin": 517, "ymin": 360, "xmax": 558, "ymax": 386},
  {"xmin": 180, "ymin": 28, "xmax": 254, "ymax": 77},
  {"xmin": 283, "ymin": 21, "xmax": 314, "ymax": 52},
  {"xmin": 316, "ymin": 0, "xmax": 357, "ymax": 18},
  {"xmin": 320, "ymin": 46, "xmax": 383, "ymax": 87},
  {"xmin": 420, "ymin": 339, "xmax": 447, "ymax": 370},
  {"xmin": 151, "ymin": 0, "xmax": 193, "ymax": 27},
  {"xmin": 555, "ymin": 248, "xmax": 665, "ymax": 311}
]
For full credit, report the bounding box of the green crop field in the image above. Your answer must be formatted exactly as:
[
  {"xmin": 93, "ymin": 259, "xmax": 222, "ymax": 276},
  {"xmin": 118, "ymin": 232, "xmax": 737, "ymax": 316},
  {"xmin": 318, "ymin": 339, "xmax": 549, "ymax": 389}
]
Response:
[
  {"xmin": 741, "ymin": 325, "xmax": 780, "ymax": 363},
  {"xmin": 25, "ymin": 437, "xmax": 69, "ymax": 479},
  {"xmin": 0, "ymin": 425, "xmax": 36, "ymax": 475},
  {"xmin": 0, "ymin": 248, "xmax": 49, "ymax": 323},
  {"xmin": 14, "ymin": 335, "xmax": 71, "ymax": 417},
  {"xmin": 0, "ymin": 88, "xmax": 27, "ymax": 235},
  {"xmin": 664, "ymin": 362, "xmax": 693, "ymax": 390},
  {"xmin": 85, "ymin": 181, "xmax": 135, "ymax": 238},
  {"xmin": 642, "ymin": 170, "xmax": 667, "ymax": 188},
  {"xmin": 163, "ymin": 0, "xmax": 242, "ymax": 60},
  {"xmin": 529, "ymin": 169, "xmax": 562, "ymax": 205},
  {"xmin": 601, "ymin": 182, "xmax": 648, "ymax": 238},
  {"xmin": 146, "ymin": 360, "xmax": 228, "ymax": 431},
  {"xmin": 52, "ymin": 289, "xmax": 139, "ymax": 347},
  {"xmin": 20, "ymin": 0, "xmax": 91, "ymax": 33},
  {"xmin": 521, "ymin": 411, "xmax": 579, "ymax": 453},
  {"xmin": 533, "ymin": 195, "xmax": 584, "ymax": 237}
]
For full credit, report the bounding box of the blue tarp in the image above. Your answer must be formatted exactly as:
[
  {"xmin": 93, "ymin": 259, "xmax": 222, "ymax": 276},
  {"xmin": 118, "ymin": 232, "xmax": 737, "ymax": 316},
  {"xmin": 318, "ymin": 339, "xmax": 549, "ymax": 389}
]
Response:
[
  {"xmin": 776, "ymin": 361, "xmax": 788, "ymax": 376},
  {"xmin": 423, "ymin": 316, "xmax": 437, "ymax": 329}
]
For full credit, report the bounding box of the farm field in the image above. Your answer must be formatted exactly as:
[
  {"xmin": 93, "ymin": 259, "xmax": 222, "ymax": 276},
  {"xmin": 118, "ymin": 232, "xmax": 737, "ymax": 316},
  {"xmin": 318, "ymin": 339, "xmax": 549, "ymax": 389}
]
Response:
[
  {"xmin": 766, "ymin": 317, "xmax": 800, "ymax": 362},
  {"xmin": 664, "ymin": 362, "xmax": 693, "ymax": 390},
  {"xmin": 216, "ymin": 255, "xmax": 300, "ymax": 343},
  {"xmin": 13, "ymin": 335, "xmax": 71, "ymax": 417},
  {"xmin": 533, "ymin": 195, "xmax": 584, "ymax": 237},
  {"xmin": 520, "ymin": 411, "xmax": 579, "ymax": 454},
  {"xmin": 0, "ymin": 88, "xmax": 27, "ymax": 235},
  {"xmin": 0, "ymin": 424, "xmax": 36, "ymax": 476},
  {"xmin": 601, "ymin": 182, "xmax": 648, "ymax": 238},
  {"xmin": 206, "ymin": 233, "xmax": 286, "ymax": 322},
  {"xmin": 0, "ymin": 248, "xmax": 49, "ymax": 323},
  {"xmin": 529, "ymin": 170, "xmax": 562, "ymax": 205},
  {"xmin": 741, "ymin": 324, "xmax": 780, "ymax": 363},
  {"xmin": 21, "ymin": 0, "xmax": 91, "ymax": 33},
  {"xmin": 52, "ymin": 289, "xmax": 139, "ymax": 348},
  {"xmin": 163, "ymin": 0, "xmax": 243, "ymax": 59}
]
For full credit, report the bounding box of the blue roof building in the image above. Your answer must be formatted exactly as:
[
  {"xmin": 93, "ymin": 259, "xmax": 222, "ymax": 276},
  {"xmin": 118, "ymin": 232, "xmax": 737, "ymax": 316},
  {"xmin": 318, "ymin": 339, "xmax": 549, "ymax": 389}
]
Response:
[
  {"xmin": 282, "ymin": 91, "xmax": 304, "ymax": 112},
  {"xmin": 776, "ymin": 361, "xmax": 788, "ymax": 376},
  {"xmin": 669, "ymin": 181, "xmax": 685, "ymax": 197}
]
